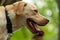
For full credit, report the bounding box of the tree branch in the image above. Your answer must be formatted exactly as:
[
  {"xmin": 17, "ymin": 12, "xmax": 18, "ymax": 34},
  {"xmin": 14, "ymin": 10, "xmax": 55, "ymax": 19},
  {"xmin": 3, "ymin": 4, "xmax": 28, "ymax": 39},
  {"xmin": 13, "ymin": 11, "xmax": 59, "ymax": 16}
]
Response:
[{"xmin": 0, "ymin": 0, "xmax": 22, "ymax": 6}]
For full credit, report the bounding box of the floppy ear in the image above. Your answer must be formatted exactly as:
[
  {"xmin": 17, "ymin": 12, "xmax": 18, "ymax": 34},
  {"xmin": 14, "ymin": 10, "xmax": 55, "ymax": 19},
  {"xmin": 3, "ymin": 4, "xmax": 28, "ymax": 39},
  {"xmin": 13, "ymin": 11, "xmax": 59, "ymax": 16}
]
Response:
[{"xmin": 13, "ymin": 2, "xmax": 27, "ymax": 15}]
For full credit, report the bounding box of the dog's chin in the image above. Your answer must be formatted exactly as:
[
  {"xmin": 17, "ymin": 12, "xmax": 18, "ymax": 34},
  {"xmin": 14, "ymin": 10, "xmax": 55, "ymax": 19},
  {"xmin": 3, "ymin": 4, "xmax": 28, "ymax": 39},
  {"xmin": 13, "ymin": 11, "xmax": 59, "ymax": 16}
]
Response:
[{"xmin": 26, "ymin": 18, "xmax": 44, "ymax": 36}]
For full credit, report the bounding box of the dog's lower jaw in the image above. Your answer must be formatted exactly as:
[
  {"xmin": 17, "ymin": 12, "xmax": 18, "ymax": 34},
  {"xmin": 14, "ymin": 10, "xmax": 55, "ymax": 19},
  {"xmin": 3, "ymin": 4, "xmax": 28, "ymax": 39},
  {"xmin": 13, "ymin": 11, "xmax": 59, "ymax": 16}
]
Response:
[{"xmin": 26, "ymin": 18, "xmax": 44, "ymax": 36}]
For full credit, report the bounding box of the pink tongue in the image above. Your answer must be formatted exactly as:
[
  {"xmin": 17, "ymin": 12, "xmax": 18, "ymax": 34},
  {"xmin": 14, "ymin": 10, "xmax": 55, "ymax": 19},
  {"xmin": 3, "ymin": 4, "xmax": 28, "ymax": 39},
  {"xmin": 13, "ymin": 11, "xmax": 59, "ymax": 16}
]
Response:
[
  {"xmin": 29, "ymin": 21, "xmax": 37, "ymax": 33},
  {"xmin": 31, "ymin": 22, "xmax": 44, "ymax": 36},
  {"xmin": 27, "ymin": 20, "xmax": 44, "ymax": 36}
]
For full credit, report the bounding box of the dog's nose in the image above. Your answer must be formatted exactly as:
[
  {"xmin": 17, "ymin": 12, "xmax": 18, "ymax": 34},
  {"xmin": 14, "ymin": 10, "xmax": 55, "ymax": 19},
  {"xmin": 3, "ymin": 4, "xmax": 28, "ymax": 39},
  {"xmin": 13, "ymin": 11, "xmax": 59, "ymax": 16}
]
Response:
[
  {"xmin": 39, "ymin": 19, "xmax": 49, "ymax": 26},
  {"xmin": 47, "ymin": 19, "xmax": 49, "ymax": 22},
  {"xmin": 46, "ymin": 19, "xmax": 49, "ymax": 23},
  {"xmin": 46, "ymin": 19, "xmax": 49, "ymax": 24}
]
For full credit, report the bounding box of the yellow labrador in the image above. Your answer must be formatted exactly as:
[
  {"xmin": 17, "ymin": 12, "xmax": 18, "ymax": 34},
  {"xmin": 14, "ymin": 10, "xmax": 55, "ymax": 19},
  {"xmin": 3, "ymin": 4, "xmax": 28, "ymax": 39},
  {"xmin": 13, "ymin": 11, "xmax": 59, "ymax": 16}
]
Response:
[{"xmin": 0, "ymin": 1, "xmax": 49, "ymax": 40}]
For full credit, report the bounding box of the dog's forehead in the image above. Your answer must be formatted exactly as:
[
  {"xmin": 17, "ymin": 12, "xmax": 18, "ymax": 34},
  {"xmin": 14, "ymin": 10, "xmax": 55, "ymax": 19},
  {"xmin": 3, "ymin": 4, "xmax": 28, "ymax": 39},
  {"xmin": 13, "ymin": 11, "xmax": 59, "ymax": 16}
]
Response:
[{"xmin": 27, "ymin": 3, "xmax": 38, "ymax": 10}]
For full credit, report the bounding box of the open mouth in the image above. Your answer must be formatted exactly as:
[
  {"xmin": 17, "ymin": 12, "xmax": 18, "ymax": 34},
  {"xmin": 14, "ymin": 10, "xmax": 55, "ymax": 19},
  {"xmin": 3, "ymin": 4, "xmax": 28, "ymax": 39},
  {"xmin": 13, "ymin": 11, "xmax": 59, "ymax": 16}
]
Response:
[{"xmin": 26, "ymin": 18, "xmax": 44, "ymax": 36}]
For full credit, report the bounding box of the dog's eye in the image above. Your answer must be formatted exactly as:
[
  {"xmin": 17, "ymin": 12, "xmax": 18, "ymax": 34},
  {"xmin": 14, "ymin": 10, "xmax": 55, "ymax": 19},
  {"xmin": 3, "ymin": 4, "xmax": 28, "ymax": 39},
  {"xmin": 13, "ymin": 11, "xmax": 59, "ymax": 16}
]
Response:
[
  {"xmin": 24, "ymin": 4, "xmax": 27, "ymax": 6},
  {"xmin": 34, "ymin": 10, "xmax": 38, "ymax": 13}
]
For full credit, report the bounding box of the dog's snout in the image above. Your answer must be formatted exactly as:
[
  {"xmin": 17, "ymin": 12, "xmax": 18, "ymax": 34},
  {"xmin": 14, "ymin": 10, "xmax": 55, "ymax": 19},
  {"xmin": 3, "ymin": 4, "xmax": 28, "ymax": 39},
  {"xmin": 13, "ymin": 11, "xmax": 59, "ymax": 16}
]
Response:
[
  {"xmin": 39, "ymin": 19, "xmax": 49, "ymax": 26},
  {"xmin": 47, "ymin": 19, "xmax": 49, "ymax": 23},
  {"xmin": 45, "ymin": 19, "xmax": 49, "ymax": 24}
]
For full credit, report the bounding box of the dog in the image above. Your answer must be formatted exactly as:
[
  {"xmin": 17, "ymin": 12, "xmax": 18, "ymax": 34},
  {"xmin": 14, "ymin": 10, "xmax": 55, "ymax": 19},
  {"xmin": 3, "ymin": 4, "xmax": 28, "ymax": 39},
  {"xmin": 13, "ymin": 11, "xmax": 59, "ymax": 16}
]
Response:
[{"xmin": 0, "ymin": 1, "xmax": 49, "ymax": 40}]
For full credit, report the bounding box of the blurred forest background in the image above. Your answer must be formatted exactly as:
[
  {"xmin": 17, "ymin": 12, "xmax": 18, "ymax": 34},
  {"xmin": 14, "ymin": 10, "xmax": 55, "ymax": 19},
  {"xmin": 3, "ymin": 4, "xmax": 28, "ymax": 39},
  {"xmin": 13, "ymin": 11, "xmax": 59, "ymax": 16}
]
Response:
[{"xmin": 0, "ymin": 0, "xmax": 59, "ymax": 40}]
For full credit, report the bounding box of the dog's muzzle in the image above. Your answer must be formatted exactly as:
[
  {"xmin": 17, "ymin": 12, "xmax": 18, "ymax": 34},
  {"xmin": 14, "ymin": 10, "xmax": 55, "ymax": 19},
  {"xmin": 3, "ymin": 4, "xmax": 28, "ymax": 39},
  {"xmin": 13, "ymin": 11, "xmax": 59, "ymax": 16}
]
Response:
[{"xmin": 26, "ymin": 18, "xmax": 49, "ymax": 36}]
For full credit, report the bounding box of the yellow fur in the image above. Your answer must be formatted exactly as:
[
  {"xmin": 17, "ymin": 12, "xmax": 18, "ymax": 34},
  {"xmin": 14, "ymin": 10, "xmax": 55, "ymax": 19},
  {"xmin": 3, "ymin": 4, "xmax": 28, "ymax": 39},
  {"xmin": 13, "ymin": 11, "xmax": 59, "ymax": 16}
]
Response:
[{"xmin": 0, "ymin": 1, "xmax": 49, "ymax": 40}]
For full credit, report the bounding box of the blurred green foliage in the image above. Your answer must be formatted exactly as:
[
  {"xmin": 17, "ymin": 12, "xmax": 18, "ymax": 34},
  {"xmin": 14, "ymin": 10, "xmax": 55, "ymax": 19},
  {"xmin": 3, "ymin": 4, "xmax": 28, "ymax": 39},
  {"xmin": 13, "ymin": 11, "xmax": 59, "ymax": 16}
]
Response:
[{"xmin": 11, "ymin": 0, "xmax": 58, "ymax": 40}]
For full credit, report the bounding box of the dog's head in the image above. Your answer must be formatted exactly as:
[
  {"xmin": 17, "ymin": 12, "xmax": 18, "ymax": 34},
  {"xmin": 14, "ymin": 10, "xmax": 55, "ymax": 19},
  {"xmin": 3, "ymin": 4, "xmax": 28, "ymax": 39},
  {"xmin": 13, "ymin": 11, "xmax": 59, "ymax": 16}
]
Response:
[
  {"xmin": 6, "ymin": 1, "xmax": 49, "ymax": 35},
  {"xmin": 13, "ymin": 1, "xmax": 49, "ymax": 25},
  {"xmin": 12, "ymin": 1, "xmax": 49, "ymax": 34}
]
